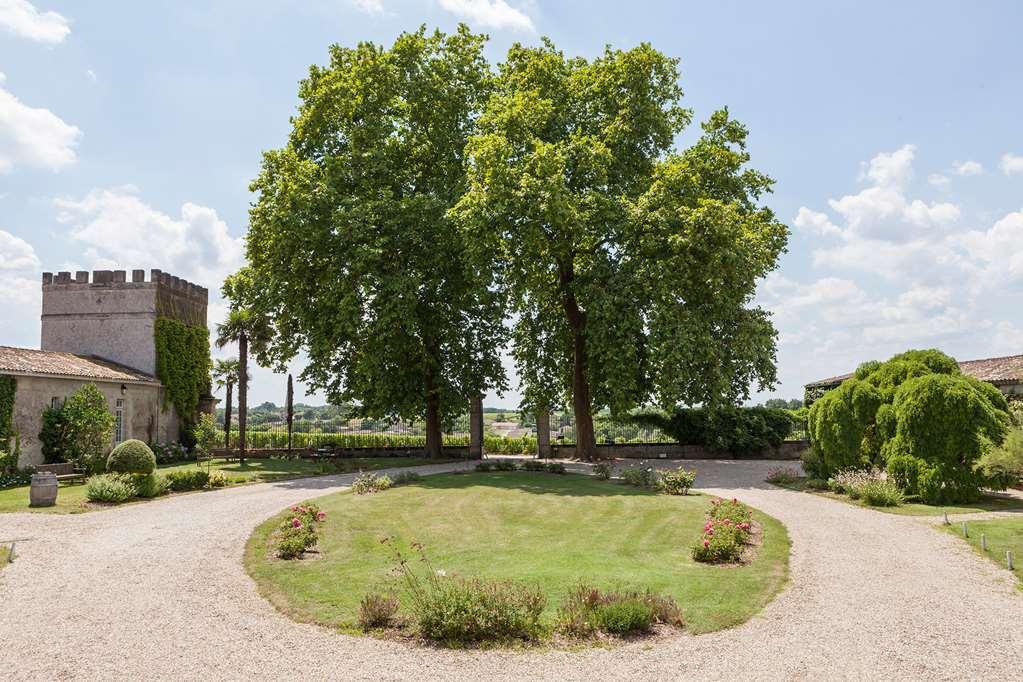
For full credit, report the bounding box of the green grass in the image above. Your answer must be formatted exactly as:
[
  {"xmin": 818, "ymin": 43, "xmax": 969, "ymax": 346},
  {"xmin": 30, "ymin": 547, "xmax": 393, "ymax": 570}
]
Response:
[
  {"xmin": 771, "ymin": 477, "xmax": 1023, "ymax": 516},
  {"xmin": 941, "ymin": 517, "xmax": 1023, "ymax": 588},
  {"xmin": 0, "ymin": 456, "xmax": 461, "ymax": 514},
  {"xmin": 245, "ymin": 472, "xmax": 790, "ymax": 637}
]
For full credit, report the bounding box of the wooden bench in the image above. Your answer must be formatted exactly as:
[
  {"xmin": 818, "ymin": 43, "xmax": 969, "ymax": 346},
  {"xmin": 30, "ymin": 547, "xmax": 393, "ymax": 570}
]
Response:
[{"xmin": 35, "ymin": 462, "xmax": 88, "ymax": 485}]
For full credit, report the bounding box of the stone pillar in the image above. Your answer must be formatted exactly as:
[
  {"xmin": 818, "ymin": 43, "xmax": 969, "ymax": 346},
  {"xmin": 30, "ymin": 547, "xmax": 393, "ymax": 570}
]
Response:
[
  {"xmin": 536, "ymin": 410, "xmax": 552, "ymax": 459},
  {"xmin": 468, "ymin": 395, "xmax": 484, "ymax": 459}
]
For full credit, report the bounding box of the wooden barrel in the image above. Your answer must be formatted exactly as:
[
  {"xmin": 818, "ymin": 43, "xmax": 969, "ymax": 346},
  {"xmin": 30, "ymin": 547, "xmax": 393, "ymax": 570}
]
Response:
[{"xmin": 29, "ymin": 471, "xmax": 58, "ymax": 507}]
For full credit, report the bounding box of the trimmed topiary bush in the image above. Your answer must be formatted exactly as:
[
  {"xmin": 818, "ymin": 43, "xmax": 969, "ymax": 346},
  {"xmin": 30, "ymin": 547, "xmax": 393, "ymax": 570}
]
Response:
[{"xmin": 107, "ymin": 439, "xmax": 157, "ymax": 474}]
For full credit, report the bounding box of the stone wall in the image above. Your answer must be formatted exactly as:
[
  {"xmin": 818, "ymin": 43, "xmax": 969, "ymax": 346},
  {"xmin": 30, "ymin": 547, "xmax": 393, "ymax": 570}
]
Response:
[
  {"xmin": 11, "ymin": 375, "xmax": 177, "ymax": 467},
  {"xmin": 550, "ymin": 440, "xmax": 809, "ymax": 461},
  {"xmin": 40, "ymin": 269, "xmax": 208, "ymax": 377}
]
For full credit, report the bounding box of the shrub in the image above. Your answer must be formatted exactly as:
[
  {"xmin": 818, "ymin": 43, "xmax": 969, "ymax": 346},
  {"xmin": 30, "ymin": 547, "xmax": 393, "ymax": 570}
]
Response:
[
  {"xmin": 206, "ymin": 470, "xmax": 232, "ymax": 488},
  {"xmin": 392, "ymin": 471, "xmax": 423, "ymax": 486},
  {"xmin": 977, "ymin": 429, "xmax": 1023, "ymax": 489},
  {"xmin": 593, "ymin": 462, "xmax": 612, "ymax": 480},
  {"xmin": 804, "ymin": 478, "xmax": 829, "ymax": 490},
  {"xmin": 165, "ymin": 469, "xmax": 209, "ymax": 491},
  {"xmin": 658, "ymin": 466, "xmax": 695, "ymax": 495},
  {"xmin": 545, "ymin": 462, "xmax": 566, "ymax": 474},
  {"xmin": 520, "ymin": 459, "xmax": 546, "ymax": 472},
  {"xmin": 133, "ymin": 473, "xmax": 169, "ymax": 498},
  {"xmin": 556, "ymin": 584, "xmax": 682, "ymax": 638},
  {"xmin": 151, "ymin": 441, "xmax": 190, "ymax": 464},
  {"xmin": 358, "ymin": 593, "xmax": 400, "ymax": 630},
  {"xmin": 765, "ymin": 466, "xmax": 802, "ymax": 487},
  {"xmin": 273, "ymin": 503, "xmax": 326, "ymax": 559},
  {"xmin": 107, "ymin": 439, "xmax": 157, "ymax": 474},
  {"xmin": 86, "ymin": 473, "xmax": 136, "ymax": 503},
  {"xmin": 493, "ymin": 459, "xmax": 518, "ymax": 471},
  {"xmin": 806, "ymin": 379, "xmax": 883, "ymax": 476},
  {"xmin": 474, "ymin": 461, "xmax": 494, "ymax": 472},
  {"xmin": 886, "ymin": 455, "xmax": 922, "ymax": 496},
  {"xmin": 388, "ymin": 540, "xmax": 546, "ymax": 644},
  {"xmin": 693, "ymin": 498, "xmax": 753, "ymax": 563},
  {"xmin": 192, "ymin": 413, "xmax": 219, "ymax": 457},
  {"xmin": 352, "ymin": 471, "xmax": 392, "ymax": 494},
  {"xmin": 800, "ymin": 447, "xmax": 828, "ymax": 480},
  {"xmin": 629, "ymin": 406, "xmax": 793, "ymax": 455},
  {"xmin": 857, "ymin": 478, "xmax": 904, "ymax": 507},
  {"xmin": 39, "ymin": 406, "xmax": 67, "ymax": 464},
  {"xmin": 621, "ymin": 466, "xmax": 657, "ymax": 488}
]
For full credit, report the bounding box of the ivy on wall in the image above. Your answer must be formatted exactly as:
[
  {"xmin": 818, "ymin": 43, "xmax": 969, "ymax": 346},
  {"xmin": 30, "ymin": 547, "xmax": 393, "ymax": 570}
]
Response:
[
  {"xmin": 0, "ymin": 374, "xmax": 15, "ymax": 445},
  {"xmin": 154, "ymin": 318, "xmax": 212, "ymax": 421}
]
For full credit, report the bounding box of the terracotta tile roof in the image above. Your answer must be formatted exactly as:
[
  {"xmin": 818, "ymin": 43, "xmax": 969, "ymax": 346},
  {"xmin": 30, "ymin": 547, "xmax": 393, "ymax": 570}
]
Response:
[
  {"xmin": 806, "ymin": 354, "xmax": 1023, "ymax": 389},
  {"xmin": 0, "ymin": 346, "xmax": 159, "ymax": 384}
]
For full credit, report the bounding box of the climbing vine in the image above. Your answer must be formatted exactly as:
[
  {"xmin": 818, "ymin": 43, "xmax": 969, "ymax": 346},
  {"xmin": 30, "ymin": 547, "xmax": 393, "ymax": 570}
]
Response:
[
  {"xmin": 154, "ymin": 318, "xmax": 212, "ymax": 421},
  {"xmin": 0, "ymin": 374, "xmax": 15, "ymax": 445}
]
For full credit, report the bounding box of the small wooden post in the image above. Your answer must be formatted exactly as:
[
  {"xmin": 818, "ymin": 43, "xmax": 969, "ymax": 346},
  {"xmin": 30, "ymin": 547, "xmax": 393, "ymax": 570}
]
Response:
[
  {"xmin": 7, "ymin": 541, "xmax": 14, "ymax": 563},
  {"xmin": 981, "ymin": 534, "xmax": 987, "ymax": 551},
  {"xmin": 961, "ymin": 521, "xmax": 968, "ymax": 537},
  {"xmin": 942, "ymin": 511, "xmax": 950, "ymax": 525},
  {"xmin": 1008, "ymin": 551, "xmax": 1015, "ymax": 571}
]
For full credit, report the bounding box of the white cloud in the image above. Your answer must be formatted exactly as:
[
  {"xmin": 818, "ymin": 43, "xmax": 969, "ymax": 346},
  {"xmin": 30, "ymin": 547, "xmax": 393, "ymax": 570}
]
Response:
[
  {"xmin": 53, "ymin": 186, "xmax": 244, "ymax": 288},
  {"xmin": 1000, "ymin": 153, "xmax": 1023, "ymax": 176},
  {"xmin": 859, "ymin": 144, "xmax": 915, "ymax": 188},
  {"xmin": 0, "ymin": 228, "xmax": 40, "ymax": 271},
  {"xmin": 85, "ymin": 69, "xmax": 96, "ymax": 83},
  {"xmin": 438, "ymin": 0, "xmax": 534, "ymax": 31},
  {"xmin": 350, "ymin": 0, "xmax": 385, "ymax": 14},
  {"xmin": 0, "ymin": 73, "xmax": 80, "ymax": 173},
  {"xmin": 927, "ymin": 173, "xmax": 949, "ymax": 189},
  {"xmin": 0, "ymin": 0, "xmax": 69, "ymax": 44},
  {"xmin": 793, "ymin": 207, "xmax": 843, "ymax": 237},
  {"xmin": 952, "ymin": 160, "xmax": 983, "ymax": 176}
]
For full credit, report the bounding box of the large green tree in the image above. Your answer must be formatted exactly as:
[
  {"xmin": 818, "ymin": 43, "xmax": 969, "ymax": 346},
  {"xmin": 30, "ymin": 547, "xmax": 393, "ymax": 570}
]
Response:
[
  {"xmin": 241, "ymin": 26, "xmax": 507, "ymax": 457},
  {"xmin": 453, "ymin": 40, "xmax": 788, "ymax": 459}
]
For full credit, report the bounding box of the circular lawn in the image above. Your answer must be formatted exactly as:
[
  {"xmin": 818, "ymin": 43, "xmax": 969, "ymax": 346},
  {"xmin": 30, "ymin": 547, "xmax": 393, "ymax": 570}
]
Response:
[{"xmin": 245, "ymin": 471, "xmax": 790, "ymax": 638}]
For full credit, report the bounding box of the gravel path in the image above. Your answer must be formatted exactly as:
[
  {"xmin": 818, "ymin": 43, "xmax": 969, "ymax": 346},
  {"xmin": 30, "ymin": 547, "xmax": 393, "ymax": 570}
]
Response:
[{"xmin": 2, "ymin": 459, "xmax": 1022, "ymax": 680}]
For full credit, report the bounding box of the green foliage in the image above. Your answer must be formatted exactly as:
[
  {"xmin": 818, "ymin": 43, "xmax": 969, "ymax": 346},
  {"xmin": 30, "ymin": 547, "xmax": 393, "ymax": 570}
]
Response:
[
  {"xmin": 352, "ymin": 471, "xmax": 392, "ymax": 494},
  {"xmin": 545, "ymin": 462, "xmax": 566, "ymax": 475},
  {"xmin": 86, "ymin": 473, "xmax": 136, "ymax": 503},
  {"xmin": 39, "ymin": 406, "xmax": 67, "ymax": 463},
  {"xmin": 154, "ymin": 317, "xmax": 212, "ymax": 421},
  {"xmin": 164, "ymin": 469, "xmax": 209, "ymax": 491},
  {"xmin": 857, "ymin": 479, "xmax": 905, "ymax": 507},
  {"xmin": 272, "ymin": 503, "xmax": 326, "ymax": 559},
  {"xmin": 243, "ymin": 26, "xmax": 507, "ymax": 447},
  {"xmin": 0, "ymin": 374, "xmax": 15, "ymax": 446},
  {"xmin": 692, "ymin": 498, "xmax": 754, "ymax": 563},
  {"xmin": 453, "ymin": 38, "xmax": 787, "ymax": 458},
  {"xmin": 593, "ymin": 462, "xmax": 612, "ymax": 480},
  {"xmin": 977, "ymin": 429, "xmax": 1023, "ymax": 489},
  {"xmin": 106, "ymin": 439, "xmax": 156, "ymax": 474},
  {"xmin": 62, "ymin": 384, "xmax": 116, "ymax": 473},
  {"xmin": 556, "ymin": 584, "xmax": 683, "ymax": 638},
  {"xmin": 192, "ymin": 413, "xmax": 219, "ymax": 455},
  {"xmin": 621, "ymin": 466, "xmax": 658, "ymax": 489},
  {"xmin": 133, "ymin": 473, "xmax": 169, "ymax": 499},
  {"xmin": 391, "ymin": 471, "xmax": 423, "ymax": 486},
  {"xmin": 765, "ymin": 466, "xmax": 802, "ymax": 487},
  {"xmin": 658, "ymin": 466, "xmax": 696, "ymax": 495},
  {"xmin": 631, "ymin": 406, "xmax": 794, "ymax": 455},
  {"xmin": 206, "ymin": 470, "xmax": 232, "ymax": 488},
  {"xmin": 806, "ymin": 379, "xmax": 883, "ymax": 475}
]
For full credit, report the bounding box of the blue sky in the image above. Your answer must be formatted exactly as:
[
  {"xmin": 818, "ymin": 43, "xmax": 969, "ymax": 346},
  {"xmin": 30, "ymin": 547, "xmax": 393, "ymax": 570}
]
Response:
[{"xmin": 1, "ymin": 0, "xmax": 1021, "ymax": 409}]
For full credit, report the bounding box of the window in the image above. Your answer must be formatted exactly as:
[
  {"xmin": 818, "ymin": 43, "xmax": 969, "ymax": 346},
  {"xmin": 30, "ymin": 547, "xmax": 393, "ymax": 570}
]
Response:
[
  {"xmin": 114, "ymin": 398, "xmax": 125, "ymax": 444},
  {"xmin": 51, "ymin": 396, "xmax": 63, "ymax": 410}
]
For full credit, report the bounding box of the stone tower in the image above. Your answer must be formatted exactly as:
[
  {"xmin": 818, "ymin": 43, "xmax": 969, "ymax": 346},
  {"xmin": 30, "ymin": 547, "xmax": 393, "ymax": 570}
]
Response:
[{"xmin": 40, "ymin": 269, "xmax": 209, "ymax": 376}]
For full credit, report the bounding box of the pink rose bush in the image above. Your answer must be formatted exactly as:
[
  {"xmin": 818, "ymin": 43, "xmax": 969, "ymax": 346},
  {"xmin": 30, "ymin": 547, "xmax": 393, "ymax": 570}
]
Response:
[
  {"xmin": 273, "ymin": 503, "xmax": 327, "ymax": 559},
  {"xmin": 691, "ymin": 497, "xmax": 754, "ymax": 563}
]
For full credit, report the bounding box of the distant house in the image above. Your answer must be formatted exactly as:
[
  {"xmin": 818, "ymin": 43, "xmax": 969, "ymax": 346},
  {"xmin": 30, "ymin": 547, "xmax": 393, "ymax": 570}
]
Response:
[
  {"xmin": 0, "ymin": 269, "xmax": 209, "ymax": 467},
  {"xmin": 804, "ymin": 354, "xmax": 1023, "ymax": 407}
]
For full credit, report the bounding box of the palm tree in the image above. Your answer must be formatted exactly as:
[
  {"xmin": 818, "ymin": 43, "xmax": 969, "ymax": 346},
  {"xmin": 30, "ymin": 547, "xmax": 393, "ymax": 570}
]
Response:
[
  {"xmin": 215, "ymin": 310, "xmax": 253, "ymax": 463},
  {"xmin": 212, "ymin": 358, "xmax": 240, "ymax": 449}
]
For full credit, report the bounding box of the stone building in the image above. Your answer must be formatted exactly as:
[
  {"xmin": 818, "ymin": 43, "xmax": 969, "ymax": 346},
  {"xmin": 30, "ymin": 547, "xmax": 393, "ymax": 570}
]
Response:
[{"xmin": 0, "ymin": 269, "xmax": 209, "ymax": 467}]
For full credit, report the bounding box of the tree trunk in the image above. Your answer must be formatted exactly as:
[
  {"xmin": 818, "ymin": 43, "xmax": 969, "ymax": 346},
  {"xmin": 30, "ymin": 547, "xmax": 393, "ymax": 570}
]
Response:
[
  {"xmin": 425, "ymin": 386, "xmax": 443, "ymax": 459},
  {"xmin": 238, "ymin": 333, "xmax": 248, "ymax": 464},
  {"xmin": 223, "ymin": 381, "xmax": 233, "ymax": 449},
  {"xmin": 286, "ymin": 374, "xmax": 294, "ymax": 451},
  {"xmin": 559, "ymin": 262, "xmax": 597, "ymax": 461}
]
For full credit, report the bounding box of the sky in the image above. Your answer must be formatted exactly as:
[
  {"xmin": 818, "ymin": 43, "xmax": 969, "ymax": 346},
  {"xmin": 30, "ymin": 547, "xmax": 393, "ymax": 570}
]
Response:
[{"xmin": 1, "ymin": 0, "xmax": 1021, "ymax": 411}]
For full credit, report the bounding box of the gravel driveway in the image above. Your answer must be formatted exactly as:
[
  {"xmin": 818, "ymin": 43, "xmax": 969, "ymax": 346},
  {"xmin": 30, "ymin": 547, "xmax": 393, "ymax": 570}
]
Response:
[{"xmin": 2, "ymin": 459, "xmax": 1021, "ymax": 680}]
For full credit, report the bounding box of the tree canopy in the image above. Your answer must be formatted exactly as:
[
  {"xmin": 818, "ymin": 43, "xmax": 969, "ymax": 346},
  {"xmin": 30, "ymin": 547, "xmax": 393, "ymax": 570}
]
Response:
[
  {"xmin": 240, "ymin": 26, "xmax": 507, "ymax": 456},
  {"xmin": 453, "ymin": 39, "xmax": 788, "ymax": 458}
]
